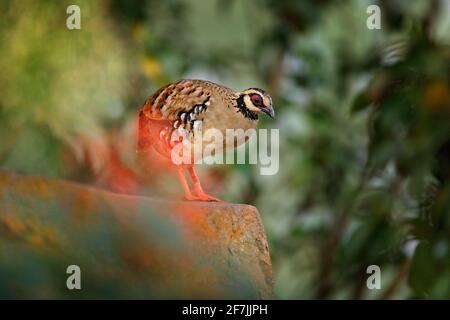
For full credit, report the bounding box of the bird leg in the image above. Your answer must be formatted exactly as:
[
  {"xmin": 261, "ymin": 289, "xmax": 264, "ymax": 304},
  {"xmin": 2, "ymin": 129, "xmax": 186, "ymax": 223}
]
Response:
[
  {"xmin": 177, "ymin": 167, "xmax": 195, "ymax": 200},
  {"xmin": 187, "ymin": 166, "xmax": 223, "ymax": 202}
]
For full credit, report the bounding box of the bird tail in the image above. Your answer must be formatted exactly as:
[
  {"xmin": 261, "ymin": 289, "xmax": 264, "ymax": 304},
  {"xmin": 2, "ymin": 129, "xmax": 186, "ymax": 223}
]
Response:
[{"xmin": 137, "ymin": 110, "xmax": 152, "ymax": 153}]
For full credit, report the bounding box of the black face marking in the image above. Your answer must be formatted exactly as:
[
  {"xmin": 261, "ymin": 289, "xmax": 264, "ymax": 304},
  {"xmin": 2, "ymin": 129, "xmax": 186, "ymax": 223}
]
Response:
[{"xmin": 236, "ymin": 94, "xmax": 258, "ymax": 120}]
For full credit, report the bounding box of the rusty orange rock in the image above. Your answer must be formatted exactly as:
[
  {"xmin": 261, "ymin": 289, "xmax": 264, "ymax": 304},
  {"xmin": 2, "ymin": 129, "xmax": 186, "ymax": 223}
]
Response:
[{"xmin": 0, "ymin": 170, "xmax": 274, "ymax": 299}]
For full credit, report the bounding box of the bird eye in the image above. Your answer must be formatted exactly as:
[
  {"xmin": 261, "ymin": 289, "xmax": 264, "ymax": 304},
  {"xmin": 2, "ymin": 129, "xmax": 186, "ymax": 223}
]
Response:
[{"xmin": 250, "ymin": 94, "xmax": 262, "ymax": 106}]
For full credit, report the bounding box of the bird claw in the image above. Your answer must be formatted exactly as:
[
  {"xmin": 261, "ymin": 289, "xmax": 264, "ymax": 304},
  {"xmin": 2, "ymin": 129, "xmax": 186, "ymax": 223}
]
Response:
[{"xmin": 184, "ymin": 194, "xmax": 224, "ymax": 202}]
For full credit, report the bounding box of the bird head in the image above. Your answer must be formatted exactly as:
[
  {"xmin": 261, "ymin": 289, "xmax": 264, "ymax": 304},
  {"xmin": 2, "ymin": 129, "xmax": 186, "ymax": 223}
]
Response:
[{"xmin": 238, "ymin": 88, "xmax": 275, "ymax": 119}]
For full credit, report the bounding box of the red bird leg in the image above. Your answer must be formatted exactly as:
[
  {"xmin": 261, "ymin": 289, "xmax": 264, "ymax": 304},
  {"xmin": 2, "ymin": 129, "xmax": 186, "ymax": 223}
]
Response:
[
  {"xmin": 187, "ymin": 166, "xmax": 223, "ymax": 202},
  {"xmin": 177, "ymin": 167, "xmax": 194, "ymax": 200}
]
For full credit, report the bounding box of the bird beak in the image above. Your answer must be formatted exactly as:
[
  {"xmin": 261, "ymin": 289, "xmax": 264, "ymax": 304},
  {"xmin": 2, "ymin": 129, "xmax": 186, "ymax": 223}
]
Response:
[{"xmin": 261, "ymin": 106, "xmax": 275, "ymax": 118}]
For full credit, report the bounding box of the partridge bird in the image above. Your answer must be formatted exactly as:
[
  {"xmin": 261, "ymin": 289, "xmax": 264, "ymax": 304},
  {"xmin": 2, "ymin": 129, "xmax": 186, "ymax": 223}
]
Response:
[{"xmin": 138, "ymin": 79, "xmax": 274, "ymax": 202}]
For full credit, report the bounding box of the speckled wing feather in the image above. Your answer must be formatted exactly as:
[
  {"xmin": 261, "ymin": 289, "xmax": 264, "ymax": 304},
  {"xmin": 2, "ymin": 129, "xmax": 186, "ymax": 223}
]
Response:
[
  {"xmin": 141, "ymin": 79, "xmax": 224, "ymax": 121},
  {"xmin": 138, "ymin": 80, "xmax": 236, "ymax": 153}
]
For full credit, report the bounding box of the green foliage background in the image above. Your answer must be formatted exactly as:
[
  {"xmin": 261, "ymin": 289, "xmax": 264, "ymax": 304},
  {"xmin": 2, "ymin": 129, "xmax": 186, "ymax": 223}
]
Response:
[{"xmin": 1, "ymin": 0, "xmax": 450, "ymax": 298}]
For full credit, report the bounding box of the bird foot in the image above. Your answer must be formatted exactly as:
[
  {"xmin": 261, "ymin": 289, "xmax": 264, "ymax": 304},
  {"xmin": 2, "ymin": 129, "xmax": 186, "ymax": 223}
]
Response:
[{"xmin": 184, "ymin": 193, "xmax": 224, "ymax": 202}]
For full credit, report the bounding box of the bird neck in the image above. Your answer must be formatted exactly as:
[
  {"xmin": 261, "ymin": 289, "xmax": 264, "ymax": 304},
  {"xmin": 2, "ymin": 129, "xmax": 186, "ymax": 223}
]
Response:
[{"xmin": 236, "ymin": 94, "xmax": 259, "ymax": 121}]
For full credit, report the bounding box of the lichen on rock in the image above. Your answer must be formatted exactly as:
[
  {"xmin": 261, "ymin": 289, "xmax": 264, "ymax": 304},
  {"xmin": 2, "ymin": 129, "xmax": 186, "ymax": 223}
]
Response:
[{"xmin": 0, "ymin": 170, "xmax": 274, "ymax": 299}]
